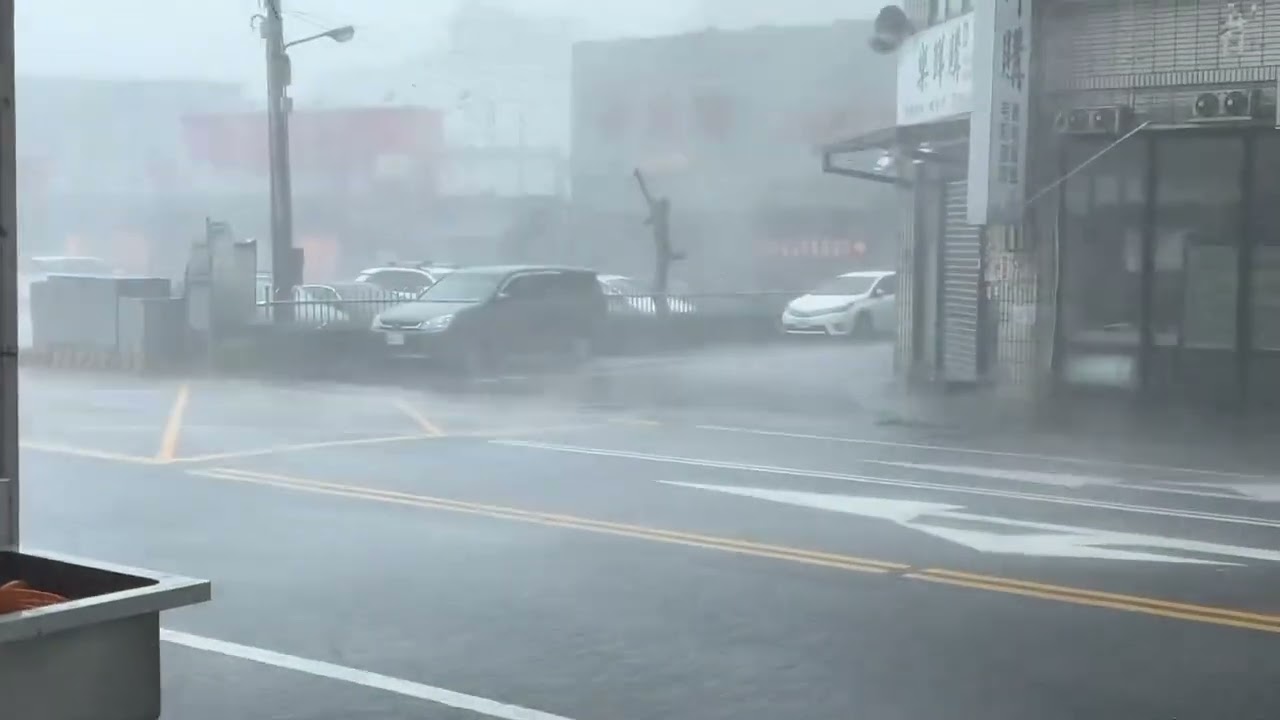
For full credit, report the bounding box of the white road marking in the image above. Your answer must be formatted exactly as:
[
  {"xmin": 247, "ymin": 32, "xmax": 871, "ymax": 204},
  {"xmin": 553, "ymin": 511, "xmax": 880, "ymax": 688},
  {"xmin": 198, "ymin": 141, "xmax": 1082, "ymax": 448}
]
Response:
[
  {"xmin": 1170, "ymin": 482, "xmax": 1280, "ymax": 502},
  {"xmin": 161, "ymin": 629, "xmax": 576, "ymax": 720},
  {"xmin": 663, "ymin": 483, "xmax": 1280, "ymax": 566},
  {"xmin": 872, "ymin": 461, "xmax": 1280, "ymax": 504},
  {"xmin": 695, "ymin": 424, "xmax": 1278, "ymax": 480},
  {"xmin": 875, "ymin": 461, "xmax": 1113, "ymax": 488},
  {"xmin": 492, "ymin": 440, "xmax": 1280, "ymax": 529}
]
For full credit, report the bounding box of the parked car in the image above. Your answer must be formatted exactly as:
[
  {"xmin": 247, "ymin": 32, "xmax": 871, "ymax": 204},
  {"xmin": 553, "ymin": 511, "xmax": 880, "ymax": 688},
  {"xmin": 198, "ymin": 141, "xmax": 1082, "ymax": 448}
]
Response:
[
  {"xmin": 355, "ymin": 262, "xmax": 458, "ymax": 298},
  {"xmin": 780, "ymin": 270, "xmax": 897, "ymax": 337},
  {"xmin": 598, "ymin": 274, "xmax": 697, "ymax": 316},
  {"xmin": 371, "ymin": 265, "xmax": 607, "ymax": 372},
  {"xmin": 293, "ymin": 281, "xmax": 405, "ymax": 327}
]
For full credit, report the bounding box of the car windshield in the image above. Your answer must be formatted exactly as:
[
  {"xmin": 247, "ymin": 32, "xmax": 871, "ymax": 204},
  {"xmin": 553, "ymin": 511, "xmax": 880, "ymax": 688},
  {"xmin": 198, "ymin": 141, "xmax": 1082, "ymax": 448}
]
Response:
[
  {"xmin": 811, "ymin": 275, "xmax": 877, "ymax": 296},
  {"xmin": 415, "ymin": 271, "xmax": 503, "ymax": 302}
]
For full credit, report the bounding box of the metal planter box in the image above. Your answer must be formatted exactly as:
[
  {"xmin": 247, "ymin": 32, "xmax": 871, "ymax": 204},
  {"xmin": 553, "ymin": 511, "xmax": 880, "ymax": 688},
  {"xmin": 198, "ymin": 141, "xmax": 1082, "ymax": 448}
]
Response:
[{"xmin": 0, "ymin": 549, "xmax": 210, "ymax": 720}]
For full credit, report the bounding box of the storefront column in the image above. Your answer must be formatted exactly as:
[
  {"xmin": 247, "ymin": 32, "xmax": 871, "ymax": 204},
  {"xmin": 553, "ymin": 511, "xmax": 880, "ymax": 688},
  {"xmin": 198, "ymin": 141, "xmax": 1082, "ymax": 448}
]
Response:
[{"xmin": 892, "ymin": 152, "xmax": 918, "ymax": 377}]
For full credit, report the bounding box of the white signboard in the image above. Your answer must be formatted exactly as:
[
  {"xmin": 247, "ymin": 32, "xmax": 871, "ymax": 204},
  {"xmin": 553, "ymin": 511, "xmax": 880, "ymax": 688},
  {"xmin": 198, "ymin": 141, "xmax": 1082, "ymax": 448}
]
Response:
[
  {"xmin": 967, "ymin": 0, "xmax": 1033, "ymax": 225},
  {"xmin": 896, "ymin": 13, "xmax": 974, "ymax": 127}
]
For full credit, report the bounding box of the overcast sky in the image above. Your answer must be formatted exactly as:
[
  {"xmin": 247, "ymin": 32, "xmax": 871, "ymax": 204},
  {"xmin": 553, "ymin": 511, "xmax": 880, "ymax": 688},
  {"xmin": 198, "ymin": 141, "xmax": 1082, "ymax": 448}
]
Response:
[
  {"xmin": 15, "ymin": 1, "xmax": 694, "ymax": 84},
  {"xmin": 16, "ymin": 0, "xmax": 878, "ymax": 87}
]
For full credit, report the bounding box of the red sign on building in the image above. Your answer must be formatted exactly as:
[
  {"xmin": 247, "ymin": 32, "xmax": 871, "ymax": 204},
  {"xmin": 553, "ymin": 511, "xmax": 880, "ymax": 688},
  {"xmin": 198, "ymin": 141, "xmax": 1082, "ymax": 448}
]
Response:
[{"xmin": 182, "ymin": 106, "xmax": 444, "ymax": 186}]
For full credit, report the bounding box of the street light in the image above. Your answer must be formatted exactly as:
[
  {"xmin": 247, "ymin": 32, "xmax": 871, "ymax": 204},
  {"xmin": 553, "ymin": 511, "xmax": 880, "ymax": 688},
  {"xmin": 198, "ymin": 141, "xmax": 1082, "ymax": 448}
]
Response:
[
  {"xmin": 255, "ymin": 1, "xmax": 353, "ymax": 323},
  {"xmin": 285, "ymin": 24, "xmax": 355, "ymax": 50}
]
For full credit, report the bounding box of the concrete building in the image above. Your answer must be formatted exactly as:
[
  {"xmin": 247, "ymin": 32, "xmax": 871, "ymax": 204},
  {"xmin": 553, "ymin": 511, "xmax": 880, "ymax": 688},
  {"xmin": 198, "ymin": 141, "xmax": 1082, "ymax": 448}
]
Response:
[
  {"xmin": 15, "ymin": 76, "xmax": 250, "ymax": 275},
  {"xmin": 571, "ymin": 21, "xmax": 897, "ymax": 291},
  {"xmin": 826, "ymin": 0, "xmax": 1280, "ymax": 414}
]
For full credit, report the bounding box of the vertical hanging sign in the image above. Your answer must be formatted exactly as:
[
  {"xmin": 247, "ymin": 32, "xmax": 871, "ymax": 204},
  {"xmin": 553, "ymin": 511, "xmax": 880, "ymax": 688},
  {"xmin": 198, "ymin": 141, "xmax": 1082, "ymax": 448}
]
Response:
[{"xmin": 967, "ymin": 0, "xmax": 1032, "ymax": 225}]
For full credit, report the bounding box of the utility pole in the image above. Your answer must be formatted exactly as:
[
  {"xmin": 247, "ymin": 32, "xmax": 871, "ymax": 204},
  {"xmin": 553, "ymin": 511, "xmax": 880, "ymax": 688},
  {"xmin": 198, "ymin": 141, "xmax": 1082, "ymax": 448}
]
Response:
[
  {"xmin": 262, "ymin": 0, "xmax": 299, "ymax": 322},
  {"xmin": 632, "ymin": 168, "xmax": 683, "ymax": 319},
  {"xmin": 0, "ymin": 0, "xmax": 17, "ymax": 549}
]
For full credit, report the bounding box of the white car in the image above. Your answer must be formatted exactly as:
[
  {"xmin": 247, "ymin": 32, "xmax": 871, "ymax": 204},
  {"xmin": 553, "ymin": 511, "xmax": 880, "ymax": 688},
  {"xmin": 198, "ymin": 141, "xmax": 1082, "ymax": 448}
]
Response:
[
  {"xmin": 355, "ymin": 263, "xmax": 457, "ymax": 298},
  {"xmin": 780, "ymin": 270, "xmax": 897, "ymax": 337}
]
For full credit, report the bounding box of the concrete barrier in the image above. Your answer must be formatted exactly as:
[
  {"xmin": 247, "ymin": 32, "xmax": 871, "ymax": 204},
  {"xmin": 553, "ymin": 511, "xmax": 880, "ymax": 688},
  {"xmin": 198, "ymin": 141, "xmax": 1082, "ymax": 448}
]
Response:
[{"xmin": 27, "ymin": 275, "xmax": 179, "ymax": 373}]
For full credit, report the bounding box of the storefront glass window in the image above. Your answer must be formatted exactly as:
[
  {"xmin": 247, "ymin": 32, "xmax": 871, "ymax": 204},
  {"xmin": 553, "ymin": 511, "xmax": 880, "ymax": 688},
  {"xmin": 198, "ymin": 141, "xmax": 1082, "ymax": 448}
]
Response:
[
  {"xmin": 1058, "ymin": 138, "xmax": 1147, "ymax": 389},
  {"xmin": 1249, "ymin": 134, "xmax": 1280, "ymax": 352},
  {"xmin": 1152, "ymin": 136, "xmax": 1243, "ymax": 351},
  {"xmin": 1061, "ymin": 139, "xmax": 1146, "ymax": 346}
]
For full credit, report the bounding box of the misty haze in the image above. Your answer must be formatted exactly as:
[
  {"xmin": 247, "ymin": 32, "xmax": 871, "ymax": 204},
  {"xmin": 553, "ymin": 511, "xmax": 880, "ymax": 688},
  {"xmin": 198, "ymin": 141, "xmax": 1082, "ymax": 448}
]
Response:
[{"xmin": 2, "ymin": 2, "xmax": 1278, "ymax": 720}]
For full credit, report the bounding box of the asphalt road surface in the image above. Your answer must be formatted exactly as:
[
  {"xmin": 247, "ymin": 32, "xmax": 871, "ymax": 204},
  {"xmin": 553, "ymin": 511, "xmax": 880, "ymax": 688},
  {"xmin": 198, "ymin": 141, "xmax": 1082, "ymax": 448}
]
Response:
[{"xmin": 15, "ymin": 354, "xmax": 1280, "ymax": 719}]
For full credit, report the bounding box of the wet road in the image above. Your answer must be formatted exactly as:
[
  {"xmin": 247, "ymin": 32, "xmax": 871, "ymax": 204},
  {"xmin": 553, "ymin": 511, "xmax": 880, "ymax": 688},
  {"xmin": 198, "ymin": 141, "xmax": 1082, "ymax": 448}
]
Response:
[{"xmin": 16, "ymin": 358, "xmax": 1280, "ymax": 719}]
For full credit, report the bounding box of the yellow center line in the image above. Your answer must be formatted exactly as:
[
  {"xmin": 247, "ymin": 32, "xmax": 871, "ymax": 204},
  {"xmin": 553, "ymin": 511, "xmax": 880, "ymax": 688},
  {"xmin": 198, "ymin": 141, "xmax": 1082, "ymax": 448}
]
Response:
[
  {"xmin": 393, "ymin": 399, "xmax": 445, "ymax": 437},
  {"xmin": 920, "ymin": 568, "xmax": 1280, "ymax": 624},
  {"xmin": 188, "ymin": 466, "xmax": 1280, "ymax": 634},
  {"xmin": 21, "ymin": 441, "xmax": 161, "ymax": 465},
  {"xmin": 906, "ymin": 574, "xmax": 1280, "ymax": 634},
  {"xmin": 156, "ymin": 383, "xmax": 191, "ymax": 461},
  {"xmin": 169, "ymin": 434, "xmax": 439, "ymax": 464},
  {"xmin": 194, "ymin": 467, "xmax": 904, "ymax": 573}
]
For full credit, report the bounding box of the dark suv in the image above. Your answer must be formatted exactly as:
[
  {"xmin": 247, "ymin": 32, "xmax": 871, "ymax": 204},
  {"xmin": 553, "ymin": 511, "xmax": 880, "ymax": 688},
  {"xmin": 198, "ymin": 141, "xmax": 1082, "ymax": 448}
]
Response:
[{"xmin": 371, "ymin": 265, "xmax": 607, "ymax": 372}]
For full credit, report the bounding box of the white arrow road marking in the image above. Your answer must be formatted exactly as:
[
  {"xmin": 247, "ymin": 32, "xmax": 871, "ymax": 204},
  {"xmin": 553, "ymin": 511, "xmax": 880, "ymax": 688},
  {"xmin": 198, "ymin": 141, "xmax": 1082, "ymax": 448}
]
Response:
[
  {"xmin": 1167, "ymin": 482, "xmax": 1280, "ymax": 502},
  {"xmin": 694, "ymin": 423, "xmax": 1276, "ymax": 479},
  {"xmin": 494, "ymin": 440, "xmax": 1280, "ymax": 528},
  {"xmin": 874, "ymin": 462, "xmax": 1116, "ymax": 489},
  {"xmin": 662, "ymin": 482, "xmax": 1280, "ymax": 566},
  {"xmin": 873, "ymin": 462, "xmax": 1280, "ymax": 504}
]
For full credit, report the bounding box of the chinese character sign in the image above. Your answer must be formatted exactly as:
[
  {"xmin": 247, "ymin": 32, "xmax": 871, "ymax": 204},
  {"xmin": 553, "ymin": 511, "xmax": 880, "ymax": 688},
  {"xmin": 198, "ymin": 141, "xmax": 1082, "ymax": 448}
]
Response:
[
  {"xmin": 967, "ymin": 0, "xmax": 1032, "ymax": 225},
  {"xmin": 897, "ymin": 13, "xmax": 974, "ymax": 126}
]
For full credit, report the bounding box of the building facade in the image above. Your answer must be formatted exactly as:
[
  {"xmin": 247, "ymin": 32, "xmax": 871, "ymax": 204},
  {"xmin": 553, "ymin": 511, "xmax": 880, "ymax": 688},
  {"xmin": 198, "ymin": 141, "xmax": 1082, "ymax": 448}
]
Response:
[
  {"xmin": 571, "ymin": 21, "xmax": 898, "ymax": 292},
  {"xmin": 15, "ymin": 76, "xmax": 250, "ymax": 277},
  {"xmin": 828, "ymin": 0, "xmax": 1280, "ymax": 413},
  {"xmin": 1042, "ymin": 0, "xmax": 1280, "ymax": 412}
]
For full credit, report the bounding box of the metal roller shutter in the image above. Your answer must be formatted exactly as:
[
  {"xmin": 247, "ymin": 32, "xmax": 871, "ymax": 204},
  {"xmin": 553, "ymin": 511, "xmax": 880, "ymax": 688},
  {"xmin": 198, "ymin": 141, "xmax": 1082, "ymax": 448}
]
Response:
[{"xmin": 941, "ymin": 180, "xmax": 982, "ymax": 383}]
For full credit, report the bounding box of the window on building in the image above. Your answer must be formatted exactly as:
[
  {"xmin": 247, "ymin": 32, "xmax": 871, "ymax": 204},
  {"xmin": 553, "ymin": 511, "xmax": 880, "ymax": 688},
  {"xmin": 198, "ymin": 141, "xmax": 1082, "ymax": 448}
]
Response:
[
  {"xmin": 1250, "ymin": 134, "xmax": 1280, "ymax": 352},
  {"xmin": 1152, "ymin": 135, "xmax": 1244, "ymax": 350},
  {"xmin": 1059, "ymin": 137, "xmax": 1148, "ymax": 389},
  {"xmin": 1061, "ymin": 139, "xmax": 1147, "ymax": 344},
  {"xmin": 1248, "ymin": 134, "xmax": 1280, "ymax": 406}
]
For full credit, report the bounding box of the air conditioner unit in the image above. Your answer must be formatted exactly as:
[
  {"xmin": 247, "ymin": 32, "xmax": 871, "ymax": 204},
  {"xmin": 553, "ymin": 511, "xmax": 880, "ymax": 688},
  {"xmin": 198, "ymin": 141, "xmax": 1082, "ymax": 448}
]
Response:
[
  {"xmin": 1052, "ymin": 105, "xmax": 1134, "ymax": 136},
  {"xmin": 1189, "ymin": 89, "xmax": 1265, "ymax": 122}
]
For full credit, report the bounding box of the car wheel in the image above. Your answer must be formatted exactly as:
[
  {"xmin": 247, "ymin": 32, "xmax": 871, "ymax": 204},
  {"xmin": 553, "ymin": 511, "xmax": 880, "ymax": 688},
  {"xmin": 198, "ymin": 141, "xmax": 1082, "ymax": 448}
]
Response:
[
  {"xmin": 445, "ymin": 344, "xmax": 489, "ymax": 379},
  {"xmin": 852, "ymin": 312, "xmax": 874, "ymax": 339}
]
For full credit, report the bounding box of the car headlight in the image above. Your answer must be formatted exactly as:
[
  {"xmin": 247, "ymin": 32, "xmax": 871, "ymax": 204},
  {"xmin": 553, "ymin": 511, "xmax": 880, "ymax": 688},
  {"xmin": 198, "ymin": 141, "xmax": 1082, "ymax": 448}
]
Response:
[
  {"xmin": 422, "ymin": 314, "xmax": 453, "ymax": 332},
  {"xmin": 839, "ymin": 301, "xmax": 860, "ymax": 313}
]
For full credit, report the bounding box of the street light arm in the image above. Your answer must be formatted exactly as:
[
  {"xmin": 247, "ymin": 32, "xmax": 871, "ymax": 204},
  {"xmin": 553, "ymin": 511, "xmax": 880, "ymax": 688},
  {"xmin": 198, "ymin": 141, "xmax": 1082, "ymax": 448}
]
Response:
[{"xmin": 284, "ymin": 25, "xmax": 355, "ymax": 50}]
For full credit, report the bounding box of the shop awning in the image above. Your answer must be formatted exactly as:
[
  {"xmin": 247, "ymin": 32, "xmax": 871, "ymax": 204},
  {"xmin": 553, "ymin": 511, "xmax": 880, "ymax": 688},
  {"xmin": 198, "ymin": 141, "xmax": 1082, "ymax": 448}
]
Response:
[
  {"xmin": 821, "ymin": 119, "xmax": 969, "ymax": 187},
  {"xmin": 820, "ymin": 125, "xmax": 903, "ymax": 186}
]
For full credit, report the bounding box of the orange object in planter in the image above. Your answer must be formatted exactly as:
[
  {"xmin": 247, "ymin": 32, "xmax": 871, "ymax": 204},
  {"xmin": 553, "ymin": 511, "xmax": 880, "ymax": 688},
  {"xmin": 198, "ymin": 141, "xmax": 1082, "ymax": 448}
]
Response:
[{"xmin": 0, "ymin": 579, "xmax": 68, "ymax": 613}]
